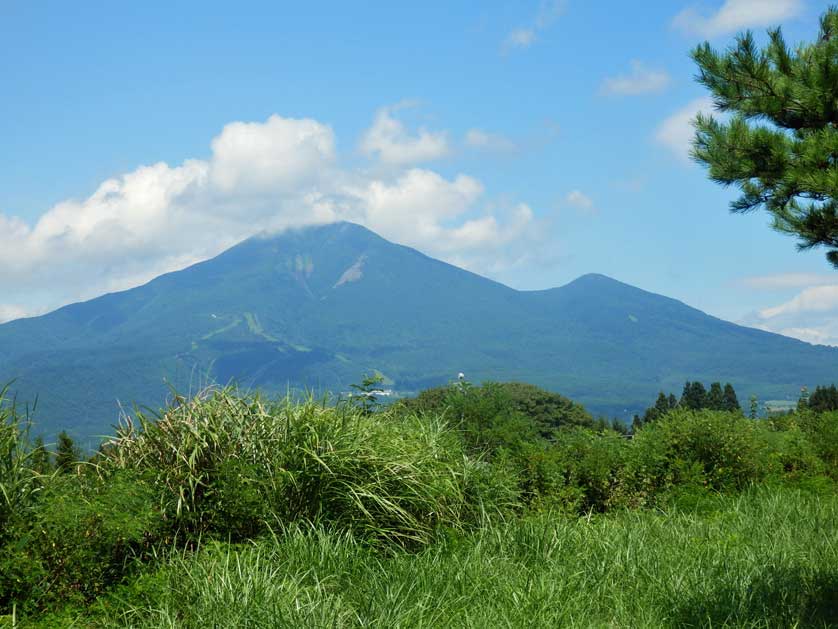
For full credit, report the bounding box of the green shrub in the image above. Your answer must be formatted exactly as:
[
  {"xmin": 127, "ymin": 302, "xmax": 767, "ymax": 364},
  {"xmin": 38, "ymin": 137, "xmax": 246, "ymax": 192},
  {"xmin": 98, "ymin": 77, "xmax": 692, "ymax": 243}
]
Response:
[
  {"xmin": 797, "ymin": 410, "xmax": 838, "ymax": 476},
  {"xmin": 18, "ymin": 470, "xmax": 162, "ymax": 610},
  {"xmin": 398, "ymin": 381, "xmax": 592, "ymax": 446},
  {"xmin": 553, "ymin": 427, "xmax": 629, "ymax": 512},
  {"xmin": 619, "ymin": 409, "xmax": 772, "ymax": 503}
]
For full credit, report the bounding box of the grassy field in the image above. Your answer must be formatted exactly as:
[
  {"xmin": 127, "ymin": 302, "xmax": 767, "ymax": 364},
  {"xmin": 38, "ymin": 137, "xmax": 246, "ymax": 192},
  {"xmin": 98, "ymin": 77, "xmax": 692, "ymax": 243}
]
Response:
[
  {"xmin": 17, "ymin": 486, "xmax": 831, "ymax": 628},
  {"xmin": 2, "ymin": 385, "xmax": 837, "ymax": 627}
]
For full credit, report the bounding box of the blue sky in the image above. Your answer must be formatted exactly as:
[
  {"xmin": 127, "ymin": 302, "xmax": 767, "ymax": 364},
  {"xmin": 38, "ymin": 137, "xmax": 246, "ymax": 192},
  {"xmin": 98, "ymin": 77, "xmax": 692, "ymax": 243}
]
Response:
[{"xmin": 2, "ymin": 0, "xmax": 837, "ymax": 343}]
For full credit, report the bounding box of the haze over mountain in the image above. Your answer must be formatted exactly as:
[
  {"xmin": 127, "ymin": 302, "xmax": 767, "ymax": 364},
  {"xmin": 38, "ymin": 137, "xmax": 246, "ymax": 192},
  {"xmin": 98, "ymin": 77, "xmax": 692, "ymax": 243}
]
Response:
[{"xmin": 1, "ymin": 221, "xmax": 835, "ymax": 445}]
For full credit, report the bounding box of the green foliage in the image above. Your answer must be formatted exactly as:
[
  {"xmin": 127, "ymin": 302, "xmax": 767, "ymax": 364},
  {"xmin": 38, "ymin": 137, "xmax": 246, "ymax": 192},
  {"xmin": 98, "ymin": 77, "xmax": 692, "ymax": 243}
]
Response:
[
  {"xmin": 400, "ymin": 381, "xmax": 592, "ymax": 447},
  {"xmin": 102, "ymin": 388, "xmax": 484, "ymax": 547},
  {"xmin": 1, "ymin": 384, "xmax": 836, "ymax": 625},
  {"xmin": 722, "ymin": 383, "xmax": 740, "ymax": 412},
  {"xmin": 0, "ymin": 390, "xmax": 38, "ymax": 545},
  {"xmin": 91, "ymin": 488, "xmax": 838, "ymax": 629},
  {"xmin": 54, "ymin": 431, "xmax": 79, "ymax": 474},
  {"xmin": 349, "ymin": 372, "xmax": 385, "ymax": 415},
  {"xmin": 1, "ymin": 471, "xmax": 161, "ymax": 613},
  {"xmin": 692, "ymin": 7, "xmax": 838, "ymax": 267},
  {"xmin": 796, "ymin": 409, "xmax": 838, "ymax": 475},
  {"xmin": 809, "ymin": 384, "xmax": 838, "ymax": 412},
  {"xmin": 550, "ymin": 427, "xmax": 629, "ymax": 512},
  {"xmin": 29, "ymin": 436, "xmax": 51, "ymax": 475},
  {"xmin": 680, "ymin": 380, "xmax": 708, "ymax": 410},
  {"xmin": 621, "ymin": 409, "xmax": 773, "ymax": 500}
]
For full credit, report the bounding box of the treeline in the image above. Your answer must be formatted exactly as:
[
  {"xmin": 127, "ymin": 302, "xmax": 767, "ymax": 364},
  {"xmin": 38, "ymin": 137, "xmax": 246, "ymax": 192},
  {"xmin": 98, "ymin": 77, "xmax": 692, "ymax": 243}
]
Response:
[
  {"xmin": 800, "ymin": 384, "xmax": 838, "ymax": 413},
  {"xmin": 1, "ymin": 380, "xmax": 836, "ymax": 624},
  {"xmin": 632, "ymin": 380, "xmax": 740, "ymax": 431}
]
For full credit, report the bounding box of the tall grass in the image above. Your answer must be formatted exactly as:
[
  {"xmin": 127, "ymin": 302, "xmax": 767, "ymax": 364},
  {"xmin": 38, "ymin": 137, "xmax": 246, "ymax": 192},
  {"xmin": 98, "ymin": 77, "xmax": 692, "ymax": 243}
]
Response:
[
  {"xmin": 102, "ymin": 388, "xmax": 497, "ymax": 546},
  {"xmin": 0, "ymin": 386, "xmax": 39, "ymax": 541},
  {"xmin": 97, "ymin": 486, "xmax": 838, "ymax": 628}
]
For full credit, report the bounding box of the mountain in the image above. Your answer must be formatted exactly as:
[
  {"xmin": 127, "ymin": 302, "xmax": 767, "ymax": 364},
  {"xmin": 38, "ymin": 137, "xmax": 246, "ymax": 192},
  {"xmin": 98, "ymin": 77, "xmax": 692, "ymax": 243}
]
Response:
[{"xmin": 1, "ymin": 221, "xmax": 835, "ymax": 445}]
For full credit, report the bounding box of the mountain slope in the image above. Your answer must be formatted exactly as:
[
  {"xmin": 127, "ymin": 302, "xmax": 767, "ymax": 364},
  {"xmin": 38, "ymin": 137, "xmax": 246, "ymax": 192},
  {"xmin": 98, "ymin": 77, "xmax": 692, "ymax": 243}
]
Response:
[{"xmin": 1, "ymin": 222, "xmax": 834, "ymax": 445}]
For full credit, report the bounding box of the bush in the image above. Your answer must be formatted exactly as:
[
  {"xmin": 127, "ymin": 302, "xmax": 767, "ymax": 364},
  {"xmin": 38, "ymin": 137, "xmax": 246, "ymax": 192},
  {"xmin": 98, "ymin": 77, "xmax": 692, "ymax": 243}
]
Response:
[
  {"xmin": 1, "ymin": 470, "xmax": 161, "ymax": 612},
  {"xmin": 797, "ymin": 410, "xmax": 838, "ymax": 476},
  {"xmin": 398, "ymin": 381, "xmax": 593, "ymax": 446},
  {"xmin": 552, "ymin": 427, "xmax": 629, "ymax": 512},
  {"xmin": 103, "ymin": 388, "xmax": 490, "ymax": 547},
  {"xmin": 619, "ymin": 409, "xmax": 772, "ymax": 503}
]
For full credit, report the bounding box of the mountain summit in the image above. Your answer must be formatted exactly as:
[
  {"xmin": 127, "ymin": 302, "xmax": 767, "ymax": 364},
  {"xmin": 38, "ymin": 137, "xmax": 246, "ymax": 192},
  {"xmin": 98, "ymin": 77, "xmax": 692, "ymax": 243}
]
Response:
[{"xmin": 1, "ymin": 221, "xmax": 834, "ymax": 443}]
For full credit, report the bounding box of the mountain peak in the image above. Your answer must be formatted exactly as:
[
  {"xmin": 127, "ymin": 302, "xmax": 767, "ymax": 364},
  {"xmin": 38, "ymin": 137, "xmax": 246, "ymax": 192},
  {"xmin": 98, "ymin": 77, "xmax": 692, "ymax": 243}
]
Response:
[{"xmin": 2, "ymin": 222, "xmax": 837, "ymax": 446}]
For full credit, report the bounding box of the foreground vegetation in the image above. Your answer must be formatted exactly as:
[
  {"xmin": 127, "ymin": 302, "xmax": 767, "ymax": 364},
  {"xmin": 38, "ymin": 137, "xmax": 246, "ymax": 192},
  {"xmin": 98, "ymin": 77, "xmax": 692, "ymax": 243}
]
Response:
[{"xmin": 1, "ymin": 381, "xmax": 837, "ymax": 627}]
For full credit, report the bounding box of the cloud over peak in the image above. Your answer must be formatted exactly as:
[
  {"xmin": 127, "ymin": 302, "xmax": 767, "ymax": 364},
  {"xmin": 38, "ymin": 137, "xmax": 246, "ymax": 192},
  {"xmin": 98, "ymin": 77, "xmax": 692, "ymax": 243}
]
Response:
[{"xmin": 0, "ymin": 110, "xmax": 546, "ymax": 320}]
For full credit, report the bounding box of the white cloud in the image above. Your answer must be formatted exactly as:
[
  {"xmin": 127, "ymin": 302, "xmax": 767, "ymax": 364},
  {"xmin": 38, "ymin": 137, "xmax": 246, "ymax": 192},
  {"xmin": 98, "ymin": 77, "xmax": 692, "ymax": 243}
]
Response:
[
  {"xmin": 565, "ymin": 190, "xmax": 596, "ymax": 213},
  {"xmin": 502, "ymin": 0, "xmax": 565, "ymax": 52},
  {"xmin": 0, "ymin": 110, "xmax": 547, "ymax": 317},
  {"xmin": 600, "ymin": 61, "xmax": 671, "ymax": 96},
  {"xmin": 743, "ymin": 283, "xmax": 838, "ymax": 346},
  {"xmin": 673, "ymin": 0, "xmax": 803, "ymax": 38},
  {"xmin": 759, "ymin": 285, "xmax": 838, "ymax": 320},
  {"xmin": 359, "ymin": 103, "xmax": 449, "ymax": 165},
  {"xmin": 464, "ymin": 128, "xmax": 518, "ymax": 153},
  {"xmin": 655, "ymin": 97, "xmax": 715, "ymax": 163},
  {"xmin": 742, "ymin": 273, "xmax": 837, "ymax": 290},
  {"xmin": 210, "ymin": 115, "xmax": 335, "ymax": 193}
]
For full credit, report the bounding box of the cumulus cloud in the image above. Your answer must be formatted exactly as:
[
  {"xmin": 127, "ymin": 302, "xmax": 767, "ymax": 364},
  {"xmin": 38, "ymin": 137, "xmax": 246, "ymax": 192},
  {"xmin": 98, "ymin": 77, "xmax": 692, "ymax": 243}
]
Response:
[
  {"xmin": 600, "ymin": 61, "xmax": 671, "ymax": 96},
  {"xmin": 210, "ymin": 115, "xmax": 335, "ymax": 193},
  {"xmin": 742, "ymin": 283, "xmax": 838, "ymax": 346},
  {"xmin": 673, "ymin": 0, "xmax": 803, "ymax": 38},
  {"xmin": 502, "ymin": 0, "xmax": 565, "ymax": 52},
  {"xmin": 0, "ymin": 111, "xmax": 546, "ymax": 318},
  {"xmin": 464, "ymin": 129, "xmax": 518, "ymax": 153},
  {"xmin": 359, "ymin": 103, "xmax": 449, "ymax": 165},
  {"xmin": 655, "ymin": 97, "xmax": 715, "ymax": 163}
]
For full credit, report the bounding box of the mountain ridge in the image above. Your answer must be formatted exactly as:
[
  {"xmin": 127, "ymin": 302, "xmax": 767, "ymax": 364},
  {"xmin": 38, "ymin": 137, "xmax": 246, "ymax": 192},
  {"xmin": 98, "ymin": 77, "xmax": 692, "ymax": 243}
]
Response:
[{"xmin": 1, "ymin": 221, "xmax": 834, "ymax": 445}]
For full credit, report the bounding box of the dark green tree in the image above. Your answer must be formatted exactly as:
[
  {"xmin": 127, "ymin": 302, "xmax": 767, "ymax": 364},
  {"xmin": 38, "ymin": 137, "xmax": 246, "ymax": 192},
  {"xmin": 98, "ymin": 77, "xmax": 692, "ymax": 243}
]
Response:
[
  {"xmin": 681, "ymin": 381, "xmax": 708, "ymax": 410},
  {"xmin": 631, "ymin": 414, "xmax": 644, "ymax": 434},
  {"xmin": 722, "ymin": 383, "xmax": 740, "ymax": 413},
  {"xmin": 707, "ymin": 382, "xmax": 724, "ymax": 410},
  {"xmin": 691, "ymin": 8, "xmax": 838, "ymax": 267},
  {"xmin": 810, "ymin": 384, "xmax": 838, "ymax": 412},
  {"xmin": 642, "ymin": 392, "xmax": 672, "ymax": 424},
  {"xmin": 667, "ymin": 393, "xmax": 678, "ymax": 409},
  {"xmin": 55, "ymin": 431, "xmax": 79, "ymax": 473}
]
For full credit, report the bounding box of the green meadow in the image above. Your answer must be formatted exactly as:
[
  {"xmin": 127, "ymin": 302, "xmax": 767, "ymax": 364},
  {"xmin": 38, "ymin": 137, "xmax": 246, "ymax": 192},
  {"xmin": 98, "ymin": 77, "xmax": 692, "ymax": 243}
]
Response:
[{"xmin": 1, "ymin": 382, "xmax": 836, "ymax": 627}]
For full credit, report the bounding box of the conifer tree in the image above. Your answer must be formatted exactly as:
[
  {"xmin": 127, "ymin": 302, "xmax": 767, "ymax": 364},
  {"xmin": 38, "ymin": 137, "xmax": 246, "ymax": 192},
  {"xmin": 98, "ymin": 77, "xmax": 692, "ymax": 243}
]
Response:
[
  {"xmin": 667, "ymin": 393, "xmax": 678, "ymax": 409},
  {"xmin": 722, "ymin": 383, "xmax": 740, "ymax": 413},
  {"xmin": 810, "ymin": 384, "xmax": 838, "ymax": 412},
  {"xmin": 55, "ymin": 431, "xmax": 79, "ymax": 473},
  {"xmin": 681, "ymin": 381, "xmax": 708, "ymax": 410},
  {"xmin": 691, "ymin": 8, "xmax": 838, "ymax": 267},
  {"xmin": 707, "ymin": 382, "xmax": 724, "ymax": 410}
]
